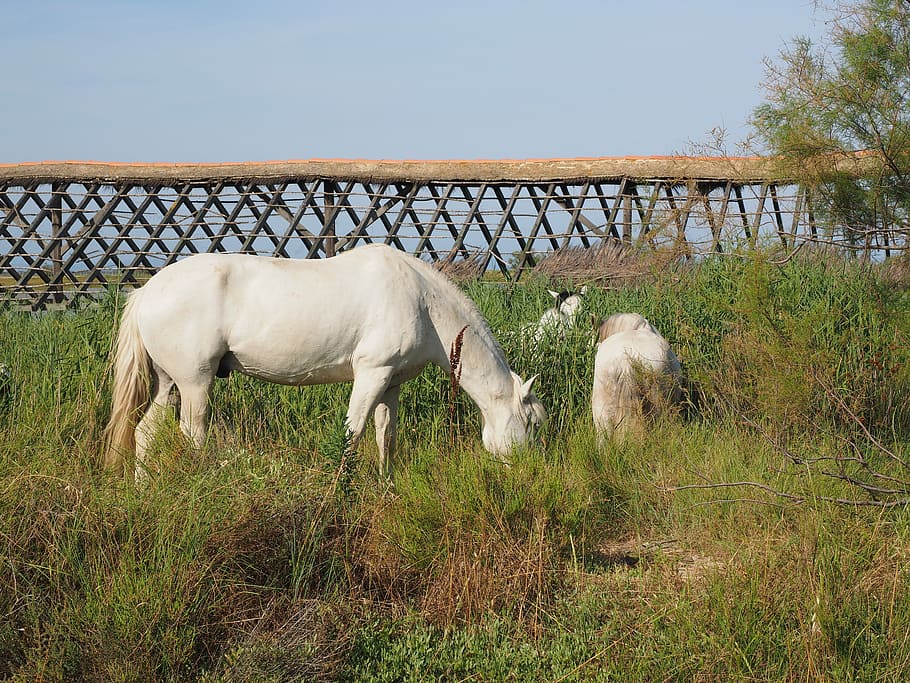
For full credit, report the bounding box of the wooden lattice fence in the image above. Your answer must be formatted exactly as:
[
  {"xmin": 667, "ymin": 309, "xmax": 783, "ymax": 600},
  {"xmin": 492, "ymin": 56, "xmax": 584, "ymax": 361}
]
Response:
[{"xmin": 0, "ymin": 156, "xmax": 892, "ymax": 309}]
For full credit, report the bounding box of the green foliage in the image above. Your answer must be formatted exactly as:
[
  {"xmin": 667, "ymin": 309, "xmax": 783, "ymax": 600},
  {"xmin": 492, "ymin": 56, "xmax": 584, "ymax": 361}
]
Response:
[
  {"xmin": 0, "ymin": 257, "xmax": 909, "ymax": 680},
  {"xmin": 320, "ymin": 411, "xmax": 357, "ymax": 502},
  {"xmin": 752, "ymin": 0, "xmax": 910, "ymax": 249},
  {"xmin": 712, "ymin": 256, "xmax": 910, "ymax": 433}
]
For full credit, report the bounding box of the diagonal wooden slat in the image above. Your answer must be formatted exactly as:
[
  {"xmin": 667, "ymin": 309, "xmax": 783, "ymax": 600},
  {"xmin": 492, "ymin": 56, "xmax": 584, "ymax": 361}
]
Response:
[
  {"xmin": 425, "ymin": 183, "xmax": 461, "ymax": 257},
  {"xmin": 115, "ymin": 189, "xmax": 169, "ymax": 270},
  {"xmin": 604, "ymin": 178, "xmax": 630, "ymax": 243},
  {"xmin": 34, "ymin": 185, "xmax": 156, "ymax": 307},
  {"xmin": 636, "ymin": 181, "xmax": 664, "ymax": 246},
  {"xmin": 769, "ymin": 183, "xmax": 787, "ymax": 247},
  {"xmin": 336, "ymin": 181, "xmax": 386, "ymax": 251},
  {"xmin": 31, "ymin": 185, "xmax": 136, "ymax": 308},
  {"xmin": 207, "ymin": 184, "xmax": 254, "ymax": 253},
  {"xmin": 322, "ymin": 181, "xmax": 361, "ymax": 253},
  {"xmin": 663, "ymin": 183, "xmax": 694, "ymax": 258},
  {"xmin": 240, "ymin": 182, "xmax": 290, "ymax": 254},
  {"xmin": 446, "ymin": 184, "xmax": 489, "ymax": 262},
  {"xmin": 272, "ymin": 180, "xmax": 321, "ymax": 257},
  {"xmin": 368, "ymin": 183, "xmax": 416, "ymax": 256},
  {"xmin": 1, "ymin": 184, "xmax": 54, "ymax": 287},
  {"xmin": 393, "ymin": 182, "xmax": 437, "ymax": 261},
  {"xmin": 488, "ymin": 184, "xmax": 528, "ymax": 278},
  {"xmin": 176, "ymin": 183, "xmax": 225, "ymax": 255},
  {"xmin": 554, "ymin": 181, "xmax": 592, "ymax": 250},
  {"xmin": 456, "ymin": 183, "xmax": 505, "ymax": 268},
  {"xmin": 0, "ymin": 186, "xmax": 43, "ymax": 284},
  {"xmin": 525, "ymin": 183, "xmax": 561, "ymax": 253},
  {"xmin": 733, "ymin": 184, "xmax": 753, "ymax": 241},
  {"xmin": 750, "ymin": 182, "xmax": 770, "ymax": 249}
]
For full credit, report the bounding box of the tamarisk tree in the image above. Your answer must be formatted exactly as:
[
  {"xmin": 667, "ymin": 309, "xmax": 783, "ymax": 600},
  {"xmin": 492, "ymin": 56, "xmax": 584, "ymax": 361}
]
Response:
[{"xmin": 752, "ymin": 0, "xmax": 910, "ymax": 255}]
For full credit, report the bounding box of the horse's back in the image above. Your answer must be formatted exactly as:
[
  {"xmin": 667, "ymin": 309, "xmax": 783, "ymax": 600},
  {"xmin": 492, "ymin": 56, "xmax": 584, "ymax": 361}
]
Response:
[
  {"xmin": 597, "ymin": 312, "xmax": 658, "ymax": 342},
  {"xmin": 131, "ymin": 247, "xmax": 444, "ymax": 385},
  {"xmin": 136, "ymin": 247, "xmax": 423, "ymax": 327},
  {"xmin": 594, "ymin": 329, "xmax": 680, "ymax": 376}
]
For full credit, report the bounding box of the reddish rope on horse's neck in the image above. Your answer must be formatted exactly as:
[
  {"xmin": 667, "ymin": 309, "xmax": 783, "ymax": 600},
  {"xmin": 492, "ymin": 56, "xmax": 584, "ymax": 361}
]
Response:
[{"xmin": 448, "ymin": 325, "xmax": 468, "ymax": 443}]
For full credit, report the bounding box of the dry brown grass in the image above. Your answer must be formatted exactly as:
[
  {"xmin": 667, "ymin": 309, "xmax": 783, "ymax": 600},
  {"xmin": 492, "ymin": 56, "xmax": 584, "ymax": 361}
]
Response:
[
  {"xmin": 338, "ymin": 494, "xmax": 560, "ymax": 627},
  {"xmin": 881, "ymin": 251, "xmax": 910, "ymax": 288},
  {"xmin": 531, "ymin": 240, "xmax": 686, "ymax": 286},
  {"xmin": 432, "ymin": 252, "xmax": 487, "ymax": 282},
  {"xmin": 419, "ymin": 522, "xmax": 558, "ymax": 625},
  {"xmin": 429, "ymin": 241, "xmax": 691, "ymax": 286}
]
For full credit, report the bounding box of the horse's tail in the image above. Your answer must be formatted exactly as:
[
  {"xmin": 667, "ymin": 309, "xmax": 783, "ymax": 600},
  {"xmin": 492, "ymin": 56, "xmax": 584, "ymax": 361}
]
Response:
[
  {"xmin": 594, "ymin": 366, "xmax": 639, "ymax": 442},
  {"xmin": 102, "ymin": 289, "xmax": 151, "ymax": 473},
  {"xmin": 611, "ymin": 369, "xmax": 640, "ymax": 440}
]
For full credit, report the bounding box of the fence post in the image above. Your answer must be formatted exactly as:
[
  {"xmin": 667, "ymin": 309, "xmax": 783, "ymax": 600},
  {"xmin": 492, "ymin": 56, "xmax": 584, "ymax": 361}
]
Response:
[
  {"xmin": 323, "ymin": 179, "xmax": 336, "ymax": 257},
  {"xmin": 49, "ymin": 183, "xmax": 63, "ymax": 304},
  {"xmin": 622, "ymin": 186, "xmax": 633, "ymax": 245}
]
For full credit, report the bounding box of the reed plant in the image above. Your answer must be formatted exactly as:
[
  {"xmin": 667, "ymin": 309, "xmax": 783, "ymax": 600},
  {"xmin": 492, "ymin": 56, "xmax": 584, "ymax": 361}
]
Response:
[{"xmin": 0, "ymin": 252, "xmax": 908, "ymax": 681}]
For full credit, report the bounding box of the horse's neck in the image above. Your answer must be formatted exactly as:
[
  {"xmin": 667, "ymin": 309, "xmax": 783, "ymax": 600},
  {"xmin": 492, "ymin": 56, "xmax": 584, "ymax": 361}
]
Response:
[
  {"xmin": 433, "ymin": 305, "xmax": 514, "ymax": 416},
  {"xmin": 412, "ymin": 259, "xmax": 518, "ymax": 423}
]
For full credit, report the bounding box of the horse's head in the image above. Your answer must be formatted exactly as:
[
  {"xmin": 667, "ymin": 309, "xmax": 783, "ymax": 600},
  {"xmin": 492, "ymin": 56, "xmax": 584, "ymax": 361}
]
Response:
[
  {"xmin": 548, "ymin": 286, "xmax": 587, "ymax": 322},
  {"xmin": 482, "ymin": 372, "xmax": 547, "ymax": 455}
]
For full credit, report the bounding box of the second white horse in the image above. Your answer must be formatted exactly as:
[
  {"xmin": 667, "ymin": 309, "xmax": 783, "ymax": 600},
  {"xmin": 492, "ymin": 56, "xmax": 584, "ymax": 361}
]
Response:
[{"xmin": 592, "ymin": 313, "xmax": 682, "ymax": 442}]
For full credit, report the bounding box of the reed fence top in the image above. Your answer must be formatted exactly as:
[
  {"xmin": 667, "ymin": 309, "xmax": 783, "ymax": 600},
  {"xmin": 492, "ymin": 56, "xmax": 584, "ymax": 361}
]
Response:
[
  {"xmin": 0, "ymin": 156, "xmax": 798, "ymax": 184},
  {"xmin": 0, "ymin": 151, "xmax": 883, "ymax": 185}
]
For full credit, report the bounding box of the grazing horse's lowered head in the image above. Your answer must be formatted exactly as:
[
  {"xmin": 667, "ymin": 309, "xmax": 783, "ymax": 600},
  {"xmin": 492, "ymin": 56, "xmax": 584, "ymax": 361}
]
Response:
[
  {"xmin": 103, "ymin": 243, "xmax": 546, "ymax": 481},
  {"xmin": 480, "ymin": 371, "xmax": 546, "ymax": 455}
]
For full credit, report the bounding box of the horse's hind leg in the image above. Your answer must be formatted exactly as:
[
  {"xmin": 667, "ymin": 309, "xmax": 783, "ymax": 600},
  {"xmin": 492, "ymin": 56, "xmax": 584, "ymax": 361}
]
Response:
[
  {"xmin": 175, "ymin": 379, "xmax": 213, "ymax": 451},
  {"xmin": 374, "ymin": 384, "xmax": 400, "ymax": 479},
  {"xmin": 135, "ymin": 363, "xmax": 176, "ymax": 481}
]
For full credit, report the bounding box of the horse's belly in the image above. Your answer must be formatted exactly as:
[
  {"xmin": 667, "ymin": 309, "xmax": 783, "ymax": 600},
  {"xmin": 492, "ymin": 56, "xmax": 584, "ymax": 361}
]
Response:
[{"xmin": 226, "ymin": 352, "xmax": 354, "ymax": 386}]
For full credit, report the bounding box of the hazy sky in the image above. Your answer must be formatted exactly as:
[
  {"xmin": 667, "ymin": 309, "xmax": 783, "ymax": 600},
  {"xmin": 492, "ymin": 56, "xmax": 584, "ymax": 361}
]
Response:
[{"xmin": 4, "ymin": 1, "xmax": 829, "ymax": 163}]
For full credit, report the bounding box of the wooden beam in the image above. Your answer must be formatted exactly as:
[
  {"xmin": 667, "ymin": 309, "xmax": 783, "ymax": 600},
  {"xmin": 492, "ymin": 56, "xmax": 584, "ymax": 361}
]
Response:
[{"xmin": 0, "ymin": 153, "xmax": 881, "ymax": 184}]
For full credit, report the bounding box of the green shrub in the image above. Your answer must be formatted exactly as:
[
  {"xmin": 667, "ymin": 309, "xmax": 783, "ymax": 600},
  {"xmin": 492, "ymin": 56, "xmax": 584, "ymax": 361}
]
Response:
[{"xmin": 1, "ymin": 254, "xmax": 908, "ymax": 680}]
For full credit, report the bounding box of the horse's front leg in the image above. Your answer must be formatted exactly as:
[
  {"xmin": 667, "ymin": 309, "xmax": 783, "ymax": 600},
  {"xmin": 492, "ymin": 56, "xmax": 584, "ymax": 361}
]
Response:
[
  {"xmin": 345, "ymin": 366, "xmax": 395, "ymax": 471},
  {"xmin": 373, "ymin": 384, "xmax": 400, "ymax": 479}
]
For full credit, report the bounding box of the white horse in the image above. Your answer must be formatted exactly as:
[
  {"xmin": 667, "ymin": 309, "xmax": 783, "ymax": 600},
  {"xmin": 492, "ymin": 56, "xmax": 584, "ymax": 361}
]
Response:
[
  {"xmin": 532, "ymin": 286, "xmax": 588, "ymax": 340},
  {"xmin": 104, "ymin": 244, "xmax": 546, "ymax": 481},
  {"xmin": 592, "ymin": 313, "xmax": 681, "ymax": 442}
]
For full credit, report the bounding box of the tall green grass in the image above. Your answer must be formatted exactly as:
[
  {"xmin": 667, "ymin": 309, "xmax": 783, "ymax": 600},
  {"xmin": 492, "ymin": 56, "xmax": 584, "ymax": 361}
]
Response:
[{"xmin": 0, "ymin": 254, "xmax": 908, "ymax": 681}]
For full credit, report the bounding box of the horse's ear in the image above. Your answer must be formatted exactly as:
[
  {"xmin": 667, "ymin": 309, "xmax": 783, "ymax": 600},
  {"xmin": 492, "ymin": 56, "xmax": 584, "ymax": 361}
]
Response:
[
  {"xmin": 547, "ymin": 289, "xmax": 559, "ymax": 300},
  {"xmin": 520, "ymin": 374, "xmax": 538, "ymax": 397}
]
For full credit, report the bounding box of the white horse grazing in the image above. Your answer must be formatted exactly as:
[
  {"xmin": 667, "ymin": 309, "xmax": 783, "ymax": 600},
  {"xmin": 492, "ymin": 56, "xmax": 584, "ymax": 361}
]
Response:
[
  {"xmin": 104, "ymin": 244, "xmax": 546, "ymax": 481},
  {"xmin": 592, "ymin": 314, "xmax": 681, "ymax": 442},
  {"xmin": 532, "ymin": 286, "xmax": 588, "ymax": 340}
]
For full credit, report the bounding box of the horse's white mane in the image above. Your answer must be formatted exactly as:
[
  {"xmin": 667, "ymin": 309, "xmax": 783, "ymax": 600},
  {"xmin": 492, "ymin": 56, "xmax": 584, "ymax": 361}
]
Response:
[{"xmin": 405, "ymin": 253, "xmax": 505, "ymax": 355}]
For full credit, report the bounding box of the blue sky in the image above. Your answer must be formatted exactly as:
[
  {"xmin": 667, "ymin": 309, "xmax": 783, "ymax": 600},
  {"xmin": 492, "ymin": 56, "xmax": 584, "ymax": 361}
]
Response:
[{"xmin": 3, "ymin": 1, "xmax": 828, "ymax": 163}]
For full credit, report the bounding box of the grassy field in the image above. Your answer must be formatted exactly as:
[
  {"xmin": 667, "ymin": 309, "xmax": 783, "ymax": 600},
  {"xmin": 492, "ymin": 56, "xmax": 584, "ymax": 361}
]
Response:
[{"xmin": 1, "ymin": 253, "xmax": 909, "ymax": 681}]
